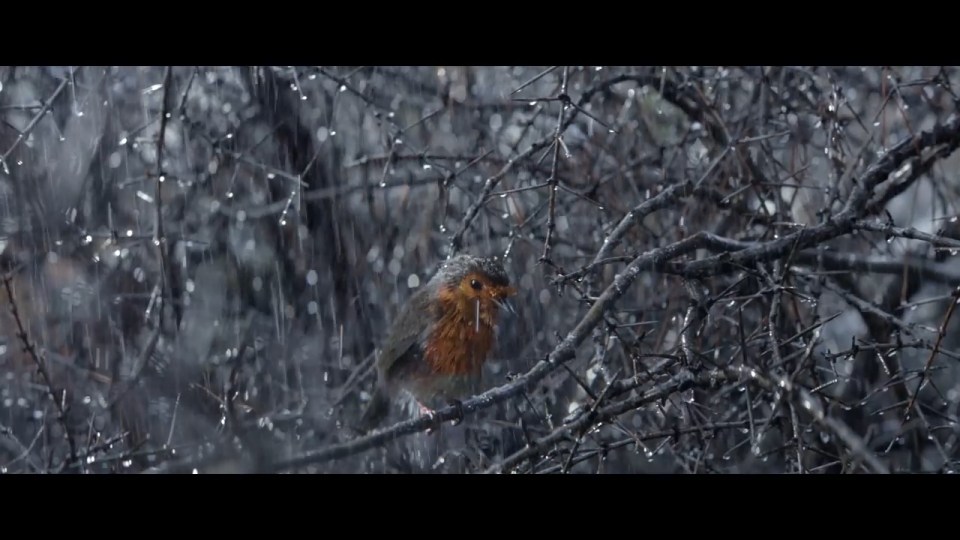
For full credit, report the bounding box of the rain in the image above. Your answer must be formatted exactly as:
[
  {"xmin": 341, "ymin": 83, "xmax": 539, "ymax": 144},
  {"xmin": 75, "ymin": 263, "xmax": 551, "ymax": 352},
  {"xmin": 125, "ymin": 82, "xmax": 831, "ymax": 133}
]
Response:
[{"xmin": 2, "ymin": 66, "xmax": 960, "ymax": 475}]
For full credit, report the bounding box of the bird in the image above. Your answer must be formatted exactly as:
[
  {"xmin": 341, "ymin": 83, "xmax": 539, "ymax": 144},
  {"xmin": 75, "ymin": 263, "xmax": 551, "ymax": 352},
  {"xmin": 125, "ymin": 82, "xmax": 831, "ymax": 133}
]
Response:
[{"xmin": 357, "ymin": 253, "xmax": 517, "ymax": 432}]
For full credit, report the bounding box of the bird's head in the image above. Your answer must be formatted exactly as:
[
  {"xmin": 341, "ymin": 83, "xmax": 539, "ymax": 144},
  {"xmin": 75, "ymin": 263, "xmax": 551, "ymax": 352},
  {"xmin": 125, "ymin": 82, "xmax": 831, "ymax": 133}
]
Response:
[{"xmin": 432, "ymin": 254, "xmax": 517, "ymax": 328}]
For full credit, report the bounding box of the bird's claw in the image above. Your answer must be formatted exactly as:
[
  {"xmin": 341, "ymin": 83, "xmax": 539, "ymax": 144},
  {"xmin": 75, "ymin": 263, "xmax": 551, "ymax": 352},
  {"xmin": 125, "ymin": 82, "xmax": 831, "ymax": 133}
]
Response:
[
  {"xmin": 417, "ymin": 399, "xmax": 465, "ymax": 434},
  {"xmin": 418, "ymin": 402, "xmax": 434, "ymax": 417},
  {"xmin": 418, "ymin": 402, "xmax": 441, "ymax": 435}
]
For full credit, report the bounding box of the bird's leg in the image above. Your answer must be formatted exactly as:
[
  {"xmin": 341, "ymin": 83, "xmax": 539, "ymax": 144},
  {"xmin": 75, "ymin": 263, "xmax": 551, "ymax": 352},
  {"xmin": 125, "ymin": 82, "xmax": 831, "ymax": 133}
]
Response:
[
  {"xmin": 417, "ymin": 401, "xmax": 435, "ymax": 417},
  {"xmin": 416, "ymin": 401, "xmax": 441, "ymax": 435}
]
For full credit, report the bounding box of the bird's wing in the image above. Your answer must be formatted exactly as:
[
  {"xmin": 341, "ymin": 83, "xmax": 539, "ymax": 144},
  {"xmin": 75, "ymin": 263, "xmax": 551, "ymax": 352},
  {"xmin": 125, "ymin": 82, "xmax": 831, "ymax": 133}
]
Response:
[{"xmin": 376, "ymin": 287, "xmax": 432, "ymax": 376}]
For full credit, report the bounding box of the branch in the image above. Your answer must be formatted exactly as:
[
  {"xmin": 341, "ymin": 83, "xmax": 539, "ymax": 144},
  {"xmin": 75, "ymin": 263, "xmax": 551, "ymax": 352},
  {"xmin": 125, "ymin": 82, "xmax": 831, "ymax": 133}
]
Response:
[
  {"xmin": 673, "ymin": 113, "xmax": 960, "ymax": 278},
  {"xmin": 902, "ymin": 284, "xmax": 960, "ymax": 421},
  {"xmin": 854, "ymin": 220, "xmax": 960, "ymax": 249},
  {"xmin": 1, "ymin": 68, "xmax": 75, "ymax": 166},
  {"xmin": 486, "ymin": 369, "xmax": 704, "ymax": 473},
  {"xmin": 540, "ymin": 67, "xmax": 569, "ymax": 265},
  {"xmin": 1, "ymin": 272, "xmax": 79, "ymax": 468},
  {"xmin": 728, "ymin": 365, "xmax": 889, "ymax": 474},
  {"xmin": 792, "ymin": 250, "xmax": 960, "ymax": 285},
  {"xmin": 561, "ymin": 180, "xmax": 696, "ymax": 283},
  {"xmin": 808, "ymin": 273, "xmax": 926, "ymax": 340},
  {"xmin": 447, "ymin": 135, "xmax": 555, "ymax": 254}
]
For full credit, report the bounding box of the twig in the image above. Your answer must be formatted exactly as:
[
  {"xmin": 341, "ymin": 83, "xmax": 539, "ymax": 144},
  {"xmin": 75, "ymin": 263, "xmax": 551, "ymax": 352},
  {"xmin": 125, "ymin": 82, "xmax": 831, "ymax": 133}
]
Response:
[
  {"xmin": 902, "ymin": 284, "xmax": 960, "ymax": 421},
  {"xmin": 729, "ymin": 365, "xmax": 889, "ymax": 474},
  {"xmin": 1, "ymin": 273, "xmax": 79, "ymax": 468},
  {"xmin": 793, "ymin": 249, "xmax": 960, "ymax": 285},
  {"xmin": 809, "ymin": 274, "xmax": 924, "ymax": 339},
  {"xmin": 534, "ymin": 420, "xmax": 763, "ymax": 474},
  {"xmin": 855, "ymin": 219, "xmax": 960, "ymax": 250},
  {"xmin": 541, "ymin": 67, "xmax": 569, "ymax": 265},
  {"xmin": 555, "ymin": 180, "xmax": 700, "ymax": 284},
  {"xmin": 0, "ymin": 422, "xmax": 44, "ymax": 472},
  {"xmin": 487, "ymin": 369, "xmax": 711, "ymax": 473},
  {"xmin": 448, "ymin": 135, "xmax": 557, "ymax": 254},
  {"xmin": 560, "ymin": 370, "xmax": 618, "ymax": 474},
  {"xmin": 673, "ymin": 113, "xmax": 960, "ymax": 278},
  {"xmin": 1, "ymin": 68, "xmax": 74, "ymax": 167},
  {"xmin": 511, "ymin": 66, "xmax": 559, "ymax": 95}
]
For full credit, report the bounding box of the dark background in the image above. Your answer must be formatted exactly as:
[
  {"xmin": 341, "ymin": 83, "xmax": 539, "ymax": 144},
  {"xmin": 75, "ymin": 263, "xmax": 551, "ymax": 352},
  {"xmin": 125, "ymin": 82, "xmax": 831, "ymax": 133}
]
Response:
[{"xmin": 2, "ymin": 66, "xmax": 960, "ymax": 474}]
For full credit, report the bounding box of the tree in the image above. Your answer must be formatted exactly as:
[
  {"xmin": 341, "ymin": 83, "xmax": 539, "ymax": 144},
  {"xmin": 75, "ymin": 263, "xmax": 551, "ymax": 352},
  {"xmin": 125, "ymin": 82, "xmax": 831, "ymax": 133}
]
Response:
[{"xmin": 3, "ymin": 66, "xmax": 960, "ymax": 474}]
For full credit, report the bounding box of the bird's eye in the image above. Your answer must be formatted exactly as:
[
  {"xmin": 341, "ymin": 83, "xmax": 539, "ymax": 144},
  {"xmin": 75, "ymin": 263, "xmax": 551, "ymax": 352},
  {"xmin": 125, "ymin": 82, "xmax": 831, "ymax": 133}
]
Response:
[{"xmin": 470, "ymin": 279, "xmax": 483, "ymax": 291}]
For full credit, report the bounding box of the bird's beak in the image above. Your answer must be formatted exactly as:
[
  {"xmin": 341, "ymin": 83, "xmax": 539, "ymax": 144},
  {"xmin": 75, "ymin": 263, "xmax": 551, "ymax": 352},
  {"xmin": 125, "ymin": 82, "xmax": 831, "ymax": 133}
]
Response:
[
  {"xmin": 494, "ymin": 296, "xmax": 517, "ymax": 316},
  {"xmin": 494, "ymin": 286, "xmax": 518, "ymax": 316}
]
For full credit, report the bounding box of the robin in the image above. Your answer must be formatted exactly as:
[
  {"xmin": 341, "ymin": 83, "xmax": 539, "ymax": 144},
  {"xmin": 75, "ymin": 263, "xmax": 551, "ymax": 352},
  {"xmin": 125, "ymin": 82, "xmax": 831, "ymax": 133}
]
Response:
[{"xmin": 357, "ymin": 253, "xmax": 517, "ymax": 432}]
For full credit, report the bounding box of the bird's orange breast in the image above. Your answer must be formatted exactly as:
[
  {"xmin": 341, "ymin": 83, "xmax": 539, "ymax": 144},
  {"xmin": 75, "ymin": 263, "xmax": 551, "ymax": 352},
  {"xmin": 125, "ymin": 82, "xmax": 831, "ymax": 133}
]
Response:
[
  {"xmin": 423, "ymin": 317, "xmax": 495, "ymax": 376},
  {"xmin": 422, "ymin": 286, "xmax": 497, "ymax": 376}
]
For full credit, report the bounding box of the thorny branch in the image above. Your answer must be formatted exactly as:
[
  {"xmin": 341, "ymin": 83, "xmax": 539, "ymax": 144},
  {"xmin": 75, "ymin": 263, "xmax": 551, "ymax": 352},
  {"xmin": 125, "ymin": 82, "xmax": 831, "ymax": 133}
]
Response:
[
  {"xmin": 540, "ymin": 66, "xmax": 569, "ymax": 266},
  {"xmin": 265, "ymin": 87, "xmax": 960, "ymax": 473},
  {"xmin": 2, "ymin": 270, "xmax": 79, "ymax": 469},
  {"xmin": 6, "ymin": 67, "xmax": 960, "ymax": 475},
  {"xmin": 144, "ymin": 105, "xmax": 960, "ymax": 473},
  {"xmin": 0, "ymin": 68, "xmax": 75, "ymax": 168}
]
